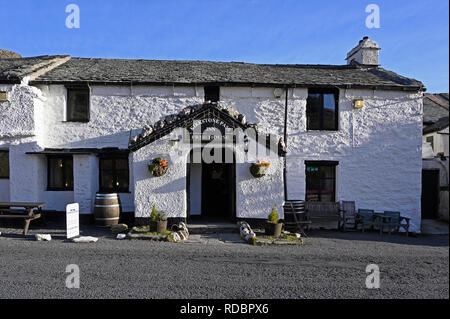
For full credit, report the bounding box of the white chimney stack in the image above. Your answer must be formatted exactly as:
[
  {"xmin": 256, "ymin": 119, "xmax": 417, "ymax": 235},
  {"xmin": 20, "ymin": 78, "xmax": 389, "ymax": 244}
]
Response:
[{"xmin": 346, "ymin": 36, "xmax": 380, "ymax": 67}]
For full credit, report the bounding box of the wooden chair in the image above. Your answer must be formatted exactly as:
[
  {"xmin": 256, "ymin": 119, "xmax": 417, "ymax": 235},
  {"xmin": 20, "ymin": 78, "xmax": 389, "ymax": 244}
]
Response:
[
  {"xmin": 341, "ymin": 201, "xmax": 356, "ymax": 231},
  {"xmin": 305, "ymin": 201, "xmax": 342, "ymax": 230},
  {"xmin": 383, "ymin": 211, "xmax": 410, "ymax": 236},
  {"xmin": 356, "ymin": 209, "xmax": 381, "ymax": 233},
  {"xmin": 283, "ymin": 200, "xmax": 311, "ymax": 237}
]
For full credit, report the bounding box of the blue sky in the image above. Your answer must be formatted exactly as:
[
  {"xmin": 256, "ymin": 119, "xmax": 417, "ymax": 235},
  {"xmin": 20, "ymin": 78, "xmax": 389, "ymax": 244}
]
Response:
[{"xmin": 1, "ymin": 0, "xmax": 448, "ymax": 92}]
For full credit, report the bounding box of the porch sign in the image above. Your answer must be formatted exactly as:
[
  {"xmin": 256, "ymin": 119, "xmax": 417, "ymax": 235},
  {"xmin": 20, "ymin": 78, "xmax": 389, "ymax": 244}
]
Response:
[{"xmin": 66, "ymin": 203, "xmax": 80, "ymax": 239}]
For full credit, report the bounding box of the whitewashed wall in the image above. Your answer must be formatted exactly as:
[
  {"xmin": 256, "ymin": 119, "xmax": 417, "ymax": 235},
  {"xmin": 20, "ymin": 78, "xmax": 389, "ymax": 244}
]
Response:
[
  {"xmin": 132, "ymin": 135, "xmax": 284, "ymax": 220},
  {"xmin": 34, "ymin": 85, "xmax": 204, "ymax": 148},
  {"xmin": 2, "ymin": 83, "xmax": 423, "ymax": 231},
  {"xmin": 14, "ymin": 84, "xmax": 204, "ymax": 213},
  {"xmin": 221, "ymin": 87, "xmax": 423, "ymax": 232},
  {"xmin": 0, "ymin": 84, "xmax": 40, "ymax": 138}
]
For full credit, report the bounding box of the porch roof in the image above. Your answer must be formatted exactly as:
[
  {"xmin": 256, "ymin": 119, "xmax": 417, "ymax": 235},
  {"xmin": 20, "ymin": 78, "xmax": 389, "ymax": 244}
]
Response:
[
  {"xmin": 26, "ymin": 148, "xmax": 130, "ymax": 156},
  {"xmin": 128, "ymin": 102, "xmax": 286, "ymax": 156}
]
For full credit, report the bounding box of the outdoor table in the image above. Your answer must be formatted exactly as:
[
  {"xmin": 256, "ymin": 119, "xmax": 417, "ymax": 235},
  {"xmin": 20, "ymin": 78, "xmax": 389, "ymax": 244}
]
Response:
[
  {"xmin": 373, "ymin": 212, "xmax": 390, "ymax": 234},
  {"xmin": 0, "ymin": 202, "xmax": 47, "ymax": 235}
]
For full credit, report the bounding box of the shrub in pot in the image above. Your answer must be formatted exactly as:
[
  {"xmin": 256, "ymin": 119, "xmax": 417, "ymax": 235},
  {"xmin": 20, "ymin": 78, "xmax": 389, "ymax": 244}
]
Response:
[
  {"xmin": 156, "ymin": 211, "xmax": 168, "ymax": 233},
  {"xmin": 149, "ymin": 204, "xmax": 158, "ymax": 231},
  {"xmin": 265, "ymin": 205, "xmax": 283, "ymax": 237}
]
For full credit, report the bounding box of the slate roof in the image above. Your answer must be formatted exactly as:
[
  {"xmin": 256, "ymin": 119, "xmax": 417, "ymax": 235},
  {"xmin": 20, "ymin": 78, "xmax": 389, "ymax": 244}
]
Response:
[
  {"xmin": 30, "ymin": 57, "xmax": 425, "ymax": 91},
  {"xmin": 423, "ymin": 116, "xmax": 449, "ymax": 135},
  {"xmin": 0, "ymin": 55, "xmax": 70, "ymax": 83},
  {"xmin": 423, "ymin": 93, "xmax": 449, "ymax": 123}
]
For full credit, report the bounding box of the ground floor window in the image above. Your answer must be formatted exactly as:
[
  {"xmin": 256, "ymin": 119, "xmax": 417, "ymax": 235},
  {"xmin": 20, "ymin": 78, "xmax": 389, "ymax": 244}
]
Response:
[
  {"xmin": 305, "ymin": 161, "xmax": 338, "ymax": 202},
  {"xmin": 426, "ymin": 136, "xmax": 434, "ymax": 151},
  {"xmin": 47, "ymin": 156, "xmax": 74, "ymax": 190},
  {"xmin": 0, "ymin": 150, "xmax": 9, "ymax": 179},
  {"xmin": 99, "ymin": 155, "xmax": 129, "ymax": 192}
]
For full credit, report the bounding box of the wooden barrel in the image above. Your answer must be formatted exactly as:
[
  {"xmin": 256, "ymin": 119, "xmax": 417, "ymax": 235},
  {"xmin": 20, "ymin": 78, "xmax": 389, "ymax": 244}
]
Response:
[{"xmin": 94, "ymin": 193, "xmax": 120, "ymax": 227}]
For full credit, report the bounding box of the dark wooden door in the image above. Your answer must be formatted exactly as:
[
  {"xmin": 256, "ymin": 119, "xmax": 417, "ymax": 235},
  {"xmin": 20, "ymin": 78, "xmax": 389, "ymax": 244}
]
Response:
[
  {"xmin": 201, "ymin": 162, "xmax": 235, "ymax": 220},
  {"xmin": 421, "ymin": 169, "xmax": 440, "ymax": 219}
]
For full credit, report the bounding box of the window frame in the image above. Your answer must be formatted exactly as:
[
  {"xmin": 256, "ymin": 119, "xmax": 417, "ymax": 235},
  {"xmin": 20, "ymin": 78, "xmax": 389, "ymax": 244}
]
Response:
[
  {"xmin": 46, "ymin": 155, "xmax": 74, "ymax": 191},
  {"xmin": 66, "ymin": 86, "xmax": 90, "ymax": 123},
  {"xmin": 98, "ymin": 155, "xmax": 130, "ymax": 193},
  {"xmin": 305, "ymin": 160, "xmax": 338, "ymax": 202},
  {"xmin": 306, "ymin": 88, "xmax": 339, "ymax": 131},
  {"xmin": 0, "ymin": 150, "xmax": 9, "ymax": 179}
]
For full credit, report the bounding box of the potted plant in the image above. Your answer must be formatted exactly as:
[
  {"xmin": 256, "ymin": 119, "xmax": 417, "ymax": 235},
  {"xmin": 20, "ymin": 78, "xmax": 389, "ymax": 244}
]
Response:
[
  {"xmin": 156, "ymin": 211, "xmax": 168, "ymax": 233},
  {"xmin": 148, "ymin": 158, "xmax": 168, "ymax": 177},
  {"xmin": 250, "ymin": 160, "xmax": 270, "ymax": 178},
  {"xmin": 149, "ymin": 204, "xmax": 158, "ymax": 231},
  {"xmin": 265, "ymin": 205, "xmax": 283, "ymax": 237}
]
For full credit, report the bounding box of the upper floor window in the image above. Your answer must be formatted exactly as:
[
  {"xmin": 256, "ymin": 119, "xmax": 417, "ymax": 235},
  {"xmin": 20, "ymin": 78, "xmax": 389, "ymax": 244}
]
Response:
[
  {"xmin": 99, "ymin": 155, "xmax": 129, "ymax": 193},
  {"xmin": 306, "ymin": 88, "xmax": 339, "ymax": 131},
  {"xmin": 47, "ymin": 156, "xmax": 74, "ymax": 191},
  {"xmin": 66, "ymin": 86, "xmax": 90, "ymax": 122},
  {"xmin": 305, "ymin": 161, "xmax": 338, "ymax": 202},
  {"xmin": 0, "ymin": 151, "xmax": 9, "ymax": 179},
  {"xmin": 204, "ymin": 86, "xmax": 220, "ymax": 102}
]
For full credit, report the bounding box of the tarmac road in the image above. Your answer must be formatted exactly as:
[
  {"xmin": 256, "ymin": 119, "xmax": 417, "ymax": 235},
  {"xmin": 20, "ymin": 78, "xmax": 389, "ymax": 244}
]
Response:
[{"xmin": 0, "ymin": 226, "xmax": 448, "ymax": 299}]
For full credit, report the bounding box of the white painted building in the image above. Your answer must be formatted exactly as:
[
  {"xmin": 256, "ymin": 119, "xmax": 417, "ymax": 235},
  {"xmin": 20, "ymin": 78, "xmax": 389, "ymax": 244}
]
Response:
[{"xmin": 0, "ymin": 37, "xmax": 425, "ymax": 232}]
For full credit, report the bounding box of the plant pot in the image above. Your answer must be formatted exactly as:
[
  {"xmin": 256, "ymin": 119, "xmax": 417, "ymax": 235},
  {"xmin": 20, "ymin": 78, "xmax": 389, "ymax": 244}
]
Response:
[
  {"xmin": 265, "ymin": 222, "xmax": 283, "ymax": 237},
  {"xmin": 250, "ymin": 163, "xmax": 269, "ymax": 178},
  {"xmin": 157, "ymin": 220, "xmax": 168, "ymax": 233},
  {"xmin": 149, "ymin": 221, "xmax": 157, "ymax": 232},
  {"xmin": 152, "ymin": 165, "xmax": 168, "ymax": 177}
]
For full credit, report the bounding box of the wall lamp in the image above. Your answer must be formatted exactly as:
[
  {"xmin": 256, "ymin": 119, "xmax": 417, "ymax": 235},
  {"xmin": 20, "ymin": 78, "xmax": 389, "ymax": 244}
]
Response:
[
  {"xmin": 353, "ymin": 99, "xmax": 364, "ymax": 109},
  {"xmin": 243, "ymin": 135, "xmax": 249, "ymax": 153}
]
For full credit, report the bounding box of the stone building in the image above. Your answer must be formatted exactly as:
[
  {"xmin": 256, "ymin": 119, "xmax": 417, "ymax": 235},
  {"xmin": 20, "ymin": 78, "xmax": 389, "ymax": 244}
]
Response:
[{"xmin": 0, "ymin": 37, "xmax": 426, "ymax": 232}]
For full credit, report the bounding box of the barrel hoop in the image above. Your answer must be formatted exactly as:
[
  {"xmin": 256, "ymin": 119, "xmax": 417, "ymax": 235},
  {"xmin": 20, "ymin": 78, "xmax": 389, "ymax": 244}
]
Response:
[
  {"xmin": 96, "ymin": 194, "xmax": 118, "ymax": 198},
  {"xmin": 95, "ymin": 217, "xmax": 120, "ymax": 221},
  {"xmin": 94, "ymin": 204, "xmax": 120, "ymax": 208}
]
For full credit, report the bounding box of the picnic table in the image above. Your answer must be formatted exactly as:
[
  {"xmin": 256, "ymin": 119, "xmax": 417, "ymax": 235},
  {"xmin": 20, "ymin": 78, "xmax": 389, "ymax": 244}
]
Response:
[{"xmin": 0, "ymin": 202, "xmax": 47, "ymax": 235}]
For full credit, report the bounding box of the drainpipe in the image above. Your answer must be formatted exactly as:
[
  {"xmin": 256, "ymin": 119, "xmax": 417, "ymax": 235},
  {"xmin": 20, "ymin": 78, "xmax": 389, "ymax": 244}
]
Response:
[{"xmin": 283, "ymin": 87, "xmax": 289, "ymax": 201}]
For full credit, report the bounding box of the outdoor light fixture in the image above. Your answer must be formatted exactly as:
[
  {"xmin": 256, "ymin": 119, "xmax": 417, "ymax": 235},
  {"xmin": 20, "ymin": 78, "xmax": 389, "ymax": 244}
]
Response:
[
  {"xmin": 273, "ymin": 88, "xmax": 283, "ymax": 98},
  {"xmin": 170, "ymin": 137, "xmax": 181, "ymax": 148},
  {"xmin": 243, "ymin": 135, "xmax": 249, "ymax": 153},
  {"xmin": 353, "ymin": 99, "xmax": 364, "ymax": 109},
  {"xmin": 0, "ymin": 91, "xmax": 9, "ymax": 102}
]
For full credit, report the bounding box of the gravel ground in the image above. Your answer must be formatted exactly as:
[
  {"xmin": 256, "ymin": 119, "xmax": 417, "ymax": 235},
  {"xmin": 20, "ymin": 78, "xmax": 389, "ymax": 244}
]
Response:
[{"xmin": 0, "ymin": 224, "xmax": 448, "ymax": 299}]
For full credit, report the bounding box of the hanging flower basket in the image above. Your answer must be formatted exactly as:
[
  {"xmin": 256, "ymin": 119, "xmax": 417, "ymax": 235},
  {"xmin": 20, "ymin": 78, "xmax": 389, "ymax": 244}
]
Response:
[
  {"xmin": 250, "ymin": 160, "xmax": 270, "ymax": 178},
  {"xmin": 148, "ymin": 158, "xmax": 168, "ymax": 177}
]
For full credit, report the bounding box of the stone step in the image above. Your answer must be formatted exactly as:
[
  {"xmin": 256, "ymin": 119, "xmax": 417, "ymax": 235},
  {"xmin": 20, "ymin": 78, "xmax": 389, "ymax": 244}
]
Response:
[{"xmin": 187, "ymin": 222, "xmax": 238, "ymax": 234}]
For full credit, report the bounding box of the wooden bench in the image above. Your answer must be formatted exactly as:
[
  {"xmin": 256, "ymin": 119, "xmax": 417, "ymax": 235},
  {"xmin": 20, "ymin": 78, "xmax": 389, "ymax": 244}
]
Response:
[
  {"xmin": 305, "ymin": 201, "xmax": 343, "ymax": 230},
  {"xmin": 283, "ymin": 200, "xmax": 312, "ymax": 237},
  {"xmin": 380, "ymin": 211, "xmax": 410, "ymax": 236},
  {"xmin": 0, "ymin": 202, "xmax": 46, "ymax": 236}
]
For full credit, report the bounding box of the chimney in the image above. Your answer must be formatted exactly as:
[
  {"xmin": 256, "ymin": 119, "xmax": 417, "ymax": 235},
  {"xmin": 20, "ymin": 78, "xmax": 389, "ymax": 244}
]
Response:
[{"xmin": 346, "ymin": 36, "xmax": 380, "ymax": 67}]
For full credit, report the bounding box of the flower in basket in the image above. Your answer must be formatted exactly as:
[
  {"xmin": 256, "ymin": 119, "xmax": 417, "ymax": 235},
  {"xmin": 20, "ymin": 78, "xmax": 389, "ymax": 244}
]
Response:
[
  {"xmin": 148, "ymin": 157, "xmax": 169, "ymax": 177},
  {"xmin": 249, "ymin": 159, "xmax": 270, "ymax": 178}
]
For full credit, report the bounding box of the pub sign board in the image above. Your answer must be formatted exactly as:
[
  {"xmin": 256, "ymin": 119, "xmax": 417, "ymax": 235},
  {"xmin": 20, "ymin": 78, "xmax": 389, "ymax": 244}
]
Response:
[{"xmin": 66, "ymin": 203, "xmax": 80, "ymax": 239}]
